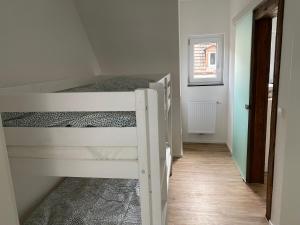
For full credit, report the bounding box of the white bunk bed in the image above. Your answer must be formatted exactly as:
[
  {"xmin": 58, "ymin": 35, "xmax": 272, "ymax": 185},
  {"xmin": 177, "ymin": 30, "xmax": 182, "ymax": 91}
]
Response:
[{"xmin": 0, "ymin": 74, "xmax": 172, "ymax": 225}]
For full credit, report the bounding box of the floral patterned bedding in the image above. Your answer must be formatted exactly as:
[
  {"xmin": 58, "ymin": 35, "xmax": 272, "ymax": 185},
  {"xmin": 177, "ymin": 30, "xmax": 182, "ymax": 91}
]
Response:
[
  {"xmin": 1, "ymin": 77, "xmax": 153, "ymax": 128},
  {"xmin": 23, "ymin": 178, "xmax": 141, "ymax": 225}
]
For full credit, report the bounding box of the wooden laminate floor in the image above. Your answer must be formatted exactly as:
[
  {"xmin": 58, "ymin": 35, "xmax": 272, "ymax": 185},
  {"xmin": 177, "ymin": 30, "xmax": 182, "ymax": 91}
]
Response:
[{"xmin": 167, "ymin": 144, "xmax": 268, "ymax": 225}]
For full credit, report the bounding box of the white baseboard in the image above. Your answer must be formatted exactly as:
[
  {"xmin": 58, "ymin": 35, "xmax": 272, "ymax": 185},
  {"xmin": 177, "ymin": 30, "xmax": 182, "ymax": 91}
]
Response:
[
  {"xmin": 183, "ymin": 141, "xmax": 227, "ymax": 146},
  {"xmin": 182, "ymin": 137, "xmax": 226, "ymax": 144},
  {"xmin": 232, "ymin": 157, "xmax": 246, "ymax": 181},
  {"xmin": 226, "ymin": 143, "xmax": 233, "ymax": 153},
  {"xmin": 269, "ymin": 221, "xmax": 275, "ymax": 225}
]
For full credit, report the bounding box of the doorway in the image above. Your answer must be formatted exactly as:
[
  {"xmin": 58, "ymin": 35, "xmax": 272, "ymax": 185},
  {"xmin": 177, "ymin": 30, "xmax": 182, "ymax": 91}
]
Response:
[{"xmin": 246, "ymin": 0, "xmax": 285, "ymax": 220}]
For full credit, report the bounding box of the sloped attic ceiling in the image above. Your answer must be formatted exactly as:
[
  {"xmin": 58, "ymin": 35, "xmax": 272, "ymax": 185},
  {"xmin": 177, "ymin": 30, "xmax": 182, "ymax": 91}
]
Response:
[{"xmin": 74, "ymin": 0, "xmax": 180, "ymax": 76}]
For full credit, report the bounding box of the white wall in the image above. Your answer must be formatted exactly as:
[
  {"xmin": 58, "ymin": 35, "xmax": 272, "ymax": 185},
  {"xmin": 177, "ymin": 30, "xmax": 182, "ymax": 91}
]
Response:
[
  {"xmin": 279, "ymin": 21, "xmax": 300, "ymax": 224},
  {"xmin": 11, "ymin": 176, "xmax": 62, "ymax": 221},
  {"xmin": 74, "ymin": 0, "xmax": 183, "ymax": 156},
  {"xmin": 0, "ymin": 0, "xmax": 100, "ymax": 219},
  {"xmin": 0, "ymin": 116, "xmax": 19, "ymax": 225},
  {"xmin": 179, "ymin": 0, "xmax": 230, "ymax": 144},
  {"xmin": 230, "ymin": 0, "xmax": 253, "ymax": 18},
  {"xmin": 0, "ymin": 0, "xmax": 100, "ymax": 88},
  {"xmin": 272, "ymin": 1, "xmax": 300, "ymax": 224}
]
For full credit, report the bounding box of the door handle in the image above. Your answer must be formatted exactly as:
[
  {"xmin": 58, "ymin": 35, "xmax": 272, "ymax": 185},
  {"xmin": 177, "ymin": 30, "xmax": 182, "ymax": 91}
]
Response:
[{"xmin": 245, "ymin": 104, "xmax": 250, "ymax": 110}]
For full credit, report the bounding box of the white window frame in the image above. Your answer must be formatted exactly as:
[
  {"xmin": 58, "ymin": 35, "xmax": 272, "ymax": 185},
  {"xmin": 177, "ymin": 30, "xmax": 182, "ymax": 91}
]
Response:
[{"xmin": 188, "ymin": 34, "xmax": 224, "ymax": 86}]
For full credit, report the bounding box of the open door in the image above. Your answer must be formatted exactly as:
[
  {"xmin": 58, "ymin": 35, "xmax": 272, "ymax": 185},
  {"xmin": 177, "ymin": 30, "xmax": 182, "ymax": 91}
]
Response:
[
  {"xmin": 0, "ymin": 116, "xmax": 19, "ymax": 225},
  {"xmin": 232, "ymin": 12, "xmax": 253, "ymax": 180},
  {"xmin": 233, "ymin": 0, "xmax": 284, "ymax": 220},
  {"xmin": 247, "ymin": 16, "xmax": 273, "ymax": 183},
  {"xmin": 247, "ymin": 0, "xmax": 285, "ymax": 220}
]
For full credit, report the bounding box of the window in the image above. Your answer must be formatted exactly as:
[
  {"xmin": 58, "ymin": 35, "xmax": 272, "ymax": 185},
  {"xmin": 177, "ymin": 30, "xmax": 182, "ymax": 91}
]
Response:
[{"xmin": 188, "ymin": 34, "xmax": 224, "ymax": 86}]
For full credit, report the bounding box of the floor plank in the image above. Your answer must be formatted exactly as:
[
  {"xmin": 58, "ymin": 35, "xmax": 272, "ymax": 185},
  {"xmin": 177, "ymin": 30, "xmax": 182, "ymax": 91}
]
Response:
[{"xmin": 168, "ymin": 143, "xmax": 268, "ymax": 225}]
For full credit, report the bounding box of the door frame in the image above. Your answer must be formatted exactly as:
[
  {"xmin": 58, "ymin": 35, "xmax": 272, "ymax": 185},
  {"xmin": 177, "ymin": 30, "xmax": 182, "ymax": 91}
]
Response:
[{"xmin": 246, "ymin": 0, "xmax": 285, "ymax": 220}]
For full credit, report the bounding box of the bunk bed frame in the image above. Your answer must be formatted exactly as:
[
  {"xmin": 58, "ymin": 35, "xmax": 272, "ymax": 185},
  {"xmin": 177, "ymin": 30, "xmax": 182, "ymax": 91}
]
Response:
[{"xmin": 0, "ymin": 74, "xmax": 172, "ymax": 225}]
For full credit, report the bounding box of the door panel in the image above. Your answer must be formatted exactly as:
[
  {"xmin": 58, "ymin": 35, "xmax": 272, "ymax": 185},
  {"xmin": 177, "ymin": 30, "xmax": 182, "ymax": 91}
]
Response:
[
  {"xmin": 248, "ymin": 18, "xmax": 272, "ymax": 183},
  {"xmin": 233, "ymin": 12, "xmax": 253, "ymax": 179}
]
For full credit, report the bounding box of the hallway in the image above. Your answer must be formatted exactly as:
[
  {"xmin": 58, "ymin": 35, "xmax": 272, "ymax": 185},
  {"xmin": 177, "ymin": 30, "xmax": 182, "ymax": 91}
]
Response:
[{"xmin": 168, "ymin": 144, "xmax": 268, "ymax": 225}]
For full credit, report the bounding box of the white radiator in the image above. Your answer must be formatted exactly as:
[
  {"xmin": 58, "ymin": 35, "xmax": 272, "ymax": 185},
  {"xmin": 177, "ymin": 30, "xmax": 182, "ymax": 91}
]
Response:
[{"xmin": 187, "ymin": 101, "xmax": 217, "ymax": 134}]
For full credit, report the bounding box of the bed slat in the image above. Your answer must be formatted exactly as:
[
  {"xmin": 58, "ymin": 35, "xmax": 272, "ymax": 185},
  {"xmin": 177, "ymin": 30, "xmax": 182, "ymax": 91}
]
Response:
[
  {"xmin": 0, "ymin": 92, "xmax": 135, "ymax": 112},
  {"xmin": 7, "ymin": 146, "xmax": 138, "ymax": 160},
  {"xmin": 4, "ymin": 127, "xmax": 137, "ymax": 147},
  {"xmin": 9, "ymin": 158, "xmax": 139, "ymax": 179}
]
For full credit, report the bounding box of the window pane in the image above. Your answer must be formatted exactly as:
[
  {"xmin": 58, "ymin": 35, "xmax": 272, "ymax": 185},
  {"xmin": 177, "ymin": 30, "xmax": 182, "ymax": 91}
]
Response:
[
  {"xmin": 193, "ymin": 42, "xmax": 217, "ymax": 78},
  {"xmin": 210, "ymin": 53, "xmax": 216, "ymax": 65}
]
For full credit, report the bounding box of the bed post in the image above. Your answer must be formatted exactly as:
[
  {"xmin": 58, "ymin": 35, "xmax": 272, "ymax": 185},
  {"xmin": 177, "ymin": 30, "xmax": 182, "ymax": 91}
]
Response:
[
  {"xmin": 135, "ymin": 90, "xmax": 152, "ymax": 225},
  {"xmin": 146, "ymin": 89, "xmax": 167, "ymax": 225}
]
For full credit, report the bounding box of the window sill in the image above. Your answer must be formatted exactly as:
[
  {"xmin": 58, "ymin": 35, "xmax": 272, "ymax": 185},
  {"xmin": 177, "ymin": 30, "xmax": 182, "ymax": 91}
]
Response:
[{"xmin": 188, "ymin": 83, "xmax": 224, "ymax": 87}]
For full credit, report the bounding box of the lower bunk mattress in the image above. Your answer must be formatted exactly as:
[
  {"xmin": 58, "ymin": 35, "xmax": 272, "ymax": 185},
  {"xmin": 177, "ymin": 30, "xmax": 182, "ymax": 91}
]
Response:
[
  {"xmin": 1, "ymin": 77, "xmax": 153, "ymax": 128},
  {"xmin": 23, "ymin": 178, "xmax": 141, "ymax": 225}
]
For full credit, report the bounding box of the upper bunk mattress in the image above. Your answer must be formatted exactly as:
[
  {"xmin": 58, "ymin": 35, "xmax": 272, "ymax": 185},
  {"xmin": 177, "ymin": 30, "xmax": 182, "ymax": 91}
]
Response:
[
  {"xmin": 23, "ymin": 178, "xmax": 141, "ymax": 225},
  {"xmin": 1, "ymin": 77, "xmax": 153, "ymax": 128}
]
